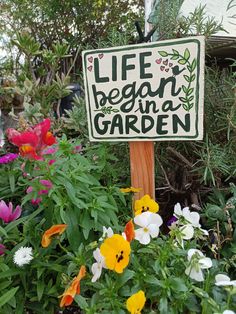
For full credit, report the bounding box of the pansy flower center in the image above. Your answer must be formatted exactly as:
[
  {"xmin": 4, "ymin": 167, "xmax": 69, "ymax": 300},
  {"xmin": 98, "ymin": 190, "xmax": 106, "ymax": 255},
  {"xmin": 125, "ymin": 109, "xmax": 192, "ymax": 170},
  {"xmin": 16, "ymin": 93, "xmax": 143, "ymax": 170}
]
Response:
[
  {"xmin": 116, "ymin": 250, "xmax": 124, "ymax": 263},
  {"xmin": 141, "ymin": 206, "xmax": 149, "ymax": 213},
  {"xmin": 143, "ymin": 227, "xmax": 149, "ymax": 233}
]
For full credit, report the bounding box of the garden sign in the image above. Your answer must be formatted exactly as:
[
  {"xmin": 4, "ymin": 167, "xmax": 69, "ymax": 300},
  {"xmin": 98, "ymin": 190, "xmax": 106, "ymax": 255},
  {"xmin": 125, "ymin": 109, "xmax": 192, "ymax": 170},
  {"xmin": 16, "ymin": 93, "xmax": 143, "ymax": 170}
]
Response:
[{"xmin": 82, "ymin": 36, "xmax": 205, "ymax": 142}]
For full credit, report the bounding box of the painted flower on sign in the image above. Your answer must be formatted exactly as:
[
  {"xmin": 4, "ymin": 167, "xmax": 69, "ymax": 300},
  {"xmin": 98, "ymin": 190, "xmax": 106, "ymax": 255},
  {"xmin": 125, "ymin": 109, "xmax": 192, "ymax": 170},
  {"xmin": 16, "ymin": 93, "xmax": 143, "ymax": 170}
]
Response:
[
  {"xmin": 185, "ymin": 249, "xmax": 212, "ymax": 282},
  {"xmin": 60, "ymin": 265, "xmax": 86, "ymax": 307},
  {"xmin": 134, "ymin": 211, "xmax": 163, "ymax": 245},
  {"xmin": 41, "ymin": 224, "xmax": 67, "ymax": 248},
  {"xmin": 100, "ymin": 234, "xmax": 131, "ymax": 274},
  {"xmin": 126, "ymin": 290, "xmax": 146, "ymax": 314},
  {"xmin": 134, "ymin": 194, "xmax": 159, "ymax": 216}
]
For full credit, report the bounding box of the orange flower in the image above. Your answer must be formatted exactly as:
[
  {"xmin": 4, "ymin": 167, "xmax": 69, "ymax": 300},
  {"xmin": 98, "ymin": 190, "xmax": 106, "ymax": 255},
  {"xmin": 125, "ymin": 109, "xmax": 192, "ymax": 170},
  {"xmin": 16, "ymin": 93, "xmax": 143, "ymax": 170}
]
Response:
[
  {"xmin": 41, "ymin": 224, "xmax": 67, "ymax": 248},
  {"xmin": 60, "ymin": 265, "xmax": 86, "ymax": 308},
  {"xmin": 124, "ymin": 220, "xmax": 135, "ymax": 242}
]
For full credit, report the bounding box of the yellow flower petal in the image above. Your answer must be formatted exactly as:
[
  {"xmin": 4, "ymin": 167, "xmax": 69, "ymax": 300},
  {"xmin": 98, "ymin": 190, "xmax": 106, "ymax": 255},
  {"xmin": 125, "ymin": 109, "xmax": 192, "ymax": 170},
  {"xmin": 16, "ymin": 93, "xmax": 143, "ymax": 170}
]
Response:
[
  {"xmin": 134, "ymin": 195, "xmax": 159, "ymax": 216},
  {"xmin": 120, "ymin": 187, "xmax": 142, "ymax": 193},
  {"xmin": 100, "ymin": 234, "xmax": 131, "ymax": 273},
  {"xmin": 126, "ymin": 290, "xmax": 146, "ymax": 314}
]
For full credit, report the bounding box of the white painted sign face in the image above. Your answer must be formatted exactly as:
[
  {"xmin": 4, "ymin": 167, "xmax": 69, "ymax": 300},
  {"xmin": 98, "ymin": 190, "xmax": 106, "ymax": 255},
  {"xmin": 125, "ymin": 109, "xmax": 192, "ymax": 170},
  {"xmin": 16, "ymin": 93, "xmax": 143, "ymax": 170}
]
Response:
[{"xmin": 82, "ymin": 36, "xmax": 205, "ymax": 142}]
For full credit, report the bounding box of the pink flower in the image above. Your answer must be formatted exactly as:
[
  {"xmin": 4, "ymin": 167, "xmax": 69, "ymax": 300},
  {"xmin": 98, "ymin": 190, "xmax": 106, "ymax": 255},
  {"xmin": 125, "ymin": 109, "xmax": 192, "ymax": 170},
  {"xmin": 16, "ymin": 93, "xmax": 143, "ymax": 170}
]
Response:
[
  {"xmin": 48, "ymin": 159, "xmax": 56, "ymax": 165},
  {"xmin": 0, "ymin": 244, "xmax": 6, "ymax": 255},
  {"xmin": 26, "ymin": 179, "xmax": 53, "ymax": 204},
  {"xmin": 42, "ymin": 147, "xmax": 58, "ymax": 155},
  {"xmin": 0, "ymin": 153, "xmax": 18, "ymax": 164},
  {"xmin": 0, "ymin": 201, "xmax": 22, "ymax": 223}
]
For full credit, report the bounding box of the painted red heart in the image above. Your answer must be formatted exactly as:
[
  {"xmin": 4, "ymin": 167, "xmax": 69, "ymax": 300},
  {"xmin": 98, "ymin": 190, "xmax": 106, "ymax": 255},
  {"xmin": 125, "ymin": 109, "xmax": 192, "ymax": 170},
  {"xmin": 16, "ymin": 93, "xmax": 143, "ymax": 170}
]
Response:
[
  {"xmin": 155, "ymin": 58, "xmax": 162, "ymax": 64},
  {"xmin": 169, "ymin": 63, "xmax": 173, "ymax": 67},
  {"xmin": 160, "ymin": 66, "xmax": 165, "ymax": 71},
  {"xmin": 165, "ymin": 68, "xmax": 169, "ymax": 72},
  {"xmin": 98, "ymin": 53, "xmax": 104, "ymax": 59},
  {"xmin": 87, "ymin": 65, "xmax": 93, "ymax": 72},
  {"xmin": 88, "ymin": 56, "xmax": 93, "ymax": 63},
  {"xmin": 163, "ymin": 59, "xmax": 168, "ymax": 66}
]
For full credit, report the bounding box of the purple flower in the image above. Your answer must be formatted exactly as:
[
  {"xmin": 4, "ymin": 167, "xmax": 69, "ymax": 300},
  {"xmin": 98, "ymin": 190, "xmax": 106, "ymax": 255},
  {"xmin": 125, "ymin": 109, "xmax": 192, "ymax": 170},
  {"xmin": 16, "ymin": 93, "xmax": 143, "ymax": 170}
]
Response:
[
  {"xmin": 0, "ymin": 201, "xmax": 22, "ymax": 223},
  {"xmin": 0, "ymin": 244, "xmax": 6, "ymax": 255},
  {"xmin": 167, "ymin": 216, "xmax": 178, "ymax": 229},
  {"xmin": 0, "ymin": 153, "xmax": 18, "ymax": 164}
]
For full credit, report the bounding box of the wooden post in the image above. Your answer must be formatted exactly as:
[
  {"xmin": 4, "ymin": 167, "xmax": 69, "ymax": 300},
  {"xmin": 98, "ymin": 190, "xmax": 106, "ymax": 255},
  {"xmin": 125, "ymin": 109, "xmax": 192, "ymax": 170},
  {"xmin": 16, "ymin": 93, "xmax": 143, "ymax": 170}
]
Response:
[
  {"xmin": 129, "ymin": 141, "xmax": 155, "ymax": 200},
  {"xmin": 129, "ymin": 0, "xmax": 155, "ymax": 200}
]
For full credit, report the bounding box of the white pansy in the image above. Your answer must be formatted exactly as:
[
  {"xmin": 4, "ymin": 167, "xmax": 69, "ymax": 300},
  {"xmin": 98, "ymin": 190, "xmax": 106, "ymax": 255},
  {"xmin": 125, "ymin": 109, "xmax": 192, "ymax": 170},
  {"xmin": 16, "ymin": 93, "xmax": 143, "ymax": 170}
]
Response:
[
  {"xmin": 91, "ymin": 248, "xmax": 106, "ymax": 282},
  {"xmin": 99, "ymin": 226, "xmax": 114, "ymax": 241},
  {"xmin": 13, "ymin": 246, "xmax": 33, "ymax": 267},
  {"xmin": 185, "ymin": 249, "xmax": 212, "ymax": 282},
  {"xmin": 134, "ymin": 211, "xmax": 163, "ymax": 245},
  {"xmin": 174, "ymin": 203, "xmax": 200, "ymax": 227},
  {"xmin": 215, "ymin": 274, "xmax": 236, "ymax": 287}
]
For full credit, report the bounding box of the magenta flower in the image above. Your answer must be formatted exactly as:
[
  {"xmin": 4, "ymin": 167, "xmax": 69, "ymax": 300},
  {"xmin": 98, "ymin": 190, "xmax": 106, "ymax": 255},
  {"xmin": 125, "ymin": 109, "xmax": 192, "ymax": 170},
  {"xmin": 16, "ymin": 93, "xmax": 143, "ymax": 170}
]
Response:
[
  {"xmin": 26, "ymin": 179, "xmax": 53, "ymax": 204},
  {"xmin": 0, "ymin": 201, "xmax": 22, "ymax": 223},
  {"xmin": 48, "ymin": 159, "xmax": 56, "ymax": 165},
  {"xmin": 0, "ymin": 153, "xmax": 18, "ymax": 164},
  {"xmin": 0, "ymin": 244, "xmax": 6, "ymax": 255}
]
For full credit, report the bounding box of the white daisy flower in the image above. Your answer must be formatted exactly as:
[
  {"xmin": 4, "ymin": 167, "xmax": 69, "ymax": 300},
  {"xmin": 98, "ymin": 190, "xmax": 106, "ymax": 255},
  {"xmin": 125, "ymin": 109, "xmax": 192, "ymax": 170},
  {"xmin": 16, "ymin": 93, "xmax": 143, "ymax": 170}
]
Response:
[
  {"xmin": 91, "ymin": 248, "xmax": 106, "ymax": 282},
  {"xmin": 13, "ymin": 246, "xmax": 33, "ymax": 267},
  {"xmin": 134, "ymin": 211, "xmax": 163, "ymax": 245},
  {"xmin": 185, "ymin": 249, "xmax": 212, "ymax": 282},
  {"xmin": 215, "ymin": 274, "xmax": 236, "ymax": 287}
]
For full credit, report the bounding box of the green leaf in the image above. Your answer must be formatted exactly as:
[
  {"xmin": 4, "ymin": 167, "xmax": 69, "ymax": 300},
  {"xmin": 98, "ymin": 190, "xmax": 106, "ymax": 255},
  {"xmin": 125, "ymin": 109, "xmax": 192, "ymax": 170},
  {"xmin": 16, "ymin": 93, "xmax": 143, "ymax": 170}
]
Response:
[
  {"xmin": 0, "ymin": 225, "xmax": 8, "ymax": 237},
  {"xmin": 184, "ymin": 48, "xmax": 190, "ymax": 60},
  {"xmin": 187, "ymin": 88, "xmax": 194, "ymax": 95},
  {"xmin": 9, "ymin": 174, "xmax": 15, "ymax": 193},
  {"xmin": 179, "ymin": 97, "xmax": 187, "ymax": 102},
  {"xmin": 182, "ymin": 85, "xmax": 187, "ymax": 93},
  {"xmin": 37, "ymin": 281, "xmax": 44, "ymax": 301},
  {"xmin": 0, "ymin": 286, "xmax": 19, "ymax": 308},
  {"xmin": 159, "ymin": 297, "xmax": 168, "ymax": 314},
  {"xmin": 170, "ymin": 55, "xmax": 179, "ymax": 60},
  {"xmin": 171, "ymin": 277, "xmax": 188, "ymax": 292},
  {"xmin": 178, "ymin": 59, "xmax": 187, "ymax": 65},
  {"xmin": 184, "ymin": 75, "xmax": 190, "ymax": 82},
  {"xmin": 172, "ymin": 49, "xmax": 179, "ymax": 55},
  {"xmin": 0, "ymin": 269, "xmax": 21, "ymax": 279},
  {"xmin": 116, "ymin": 270, "xmax": 135, "ymax": 289},
  {"xmin": 191, "ymin": 59, "xmax": 197, "ymax": 71},
  {"xmin": 74, "ymin": 295, "xmax": 88, "ymax": 310},
  {"xmin": 190, "ymin": 74, "xmax": 196, "ymax": 82},
  {"xmin": 158, "ymin": 51, "xmax": 168, "ymax": 57}
]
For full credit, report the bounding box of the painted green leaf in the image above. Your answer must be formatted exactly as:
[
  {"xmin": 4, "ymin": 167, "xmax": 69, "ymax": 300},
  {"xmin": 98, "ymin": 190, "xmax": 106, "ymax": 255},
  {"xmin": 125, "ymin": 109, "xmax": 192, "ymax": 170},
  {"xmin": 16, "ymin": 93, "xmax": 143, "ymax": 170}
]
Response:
[
  {"xmin": 187, "ymin": 88, "xmax": 194, "ymax": 95},
  {"xmin": 158, "ymin": 51, "xmax": 168, "ymax": 57},
  {"xmin": 189, "ymin": 96, "xmax": 194, "ymax": 101},
  {"xmin": 191, "ymin": 59, "xmax": 197, "ymax": 71},
  {"xmin": 172, "ymin": 49, "xmax": 179, "ymax": 55},
  {"xmin": 184, "ymin": 48, "xmax": 190, "ymax": 60},
  {"xmin": 183, "ymin": 104, "xmax": 190, "ymax": 111},
  {"xmin": 184, "ymin": 75, "xmax": 190, "ymax": 82},
  {"xmin": 178, "ymin": 59, "xmax": 187, "ymax": 65},
  {"xmin": 182, "ymin": 85, "xmax": 187, "ymax": 93},
  {"xmin": 179, "ymin": 97, "xmax": 187, "ymax": 102},
  {"xmin": 190, "ymin": 74, "xmax": 196, "ymax": 82},
  {"xmin": 189, "ymin": 103, "xmax": 194, "ymax": 109},
  {"xmin": 171, "ymin": 55, "xmax": 179, "ymax": 60}
]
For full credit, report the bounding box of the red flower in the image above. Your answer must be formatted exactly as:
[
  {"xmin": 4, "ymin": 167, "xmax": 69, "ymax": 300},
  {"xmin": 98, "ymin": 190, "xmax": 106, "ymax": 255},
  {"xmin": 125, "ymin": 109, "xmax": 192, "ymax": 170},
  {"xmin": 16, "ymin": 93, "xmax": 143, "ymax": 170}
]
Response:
[
  {"xmin": 124, "ymin": 220, "xmax": 135, "ymax": 243},
  {"xmin": 7, "ymin": 119, "xmax": 56, "ymax": 160}
]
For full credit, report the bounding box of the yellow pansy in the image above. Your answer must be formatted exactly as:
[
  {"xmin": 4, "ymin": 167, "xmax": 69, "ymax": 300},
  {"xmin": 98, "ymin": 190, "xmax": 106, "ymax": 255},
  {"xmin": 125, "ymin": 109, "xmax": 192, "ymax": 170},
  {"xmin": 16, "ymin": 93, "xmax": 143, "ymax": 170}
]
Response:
[
  {"xmin": 134, "ymin": 194, "xmax": 159, "ymax": 216},
  {"xmin": 126, "ymin": 290, "xmax": 146, "ymax": 314},
  {"xmin": 100, "ymin": 234, "xmax": 131, "ymax": 273},
  {"xmin": 120, "ymin": 187, "xmax": 142, "ymax": 193}
]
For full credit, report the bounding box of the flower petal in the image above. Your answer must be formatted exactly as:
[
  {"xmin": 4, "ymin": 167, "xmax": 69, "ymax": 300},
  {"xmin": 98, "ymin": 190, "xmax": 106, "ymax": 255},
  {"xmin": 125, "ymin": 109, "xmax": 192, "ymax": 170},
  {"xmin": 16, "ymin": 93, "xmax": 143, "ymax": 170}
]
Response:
[
  {"xmin": 91, "ymin": 262, "xmax": 102, "ymax": 282},
  {"xmin": 10, "ymin": 205, "xmax": 22, "ymax": 221},
  {"xmin": 199, "ymin": 257, "xmax": 212, "ymax": 269},
  {"xmin": 148, "ymin": 224, "xmax": 160, "ymax": 238},
  {"xmin": 180, "ymin": 225, "xmax": 194, "ymax": 240},
  {"xmin": 135, "ymin": 228, "xmax": 151, "ymax": 245},
  {"xmin": 174, "ymin": 203, "xmax": 182, "ymax": 217},
  {"xmin": 134, "ymin": 211, "xmax": 151, "ymax": 227},
  {"xmin": 185, "ymin": 266, "xmax": 204, "ymax": 282},
  {"xmin": 0, "ymin": 200, "xmax": 10, "ymax": 222}
]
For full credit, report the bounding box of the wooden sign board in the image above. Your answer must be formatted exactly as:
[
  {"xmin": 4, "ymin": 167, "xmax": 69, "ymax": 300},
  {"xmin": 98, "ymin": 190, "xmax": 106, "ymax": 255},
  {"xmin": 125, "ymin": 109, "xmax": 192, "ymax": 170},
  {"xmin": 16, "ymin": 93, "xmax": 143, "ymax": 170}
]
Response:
[{"xmin": 82, "ymin": 36, "xmax": 205, "ymax": 141}]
